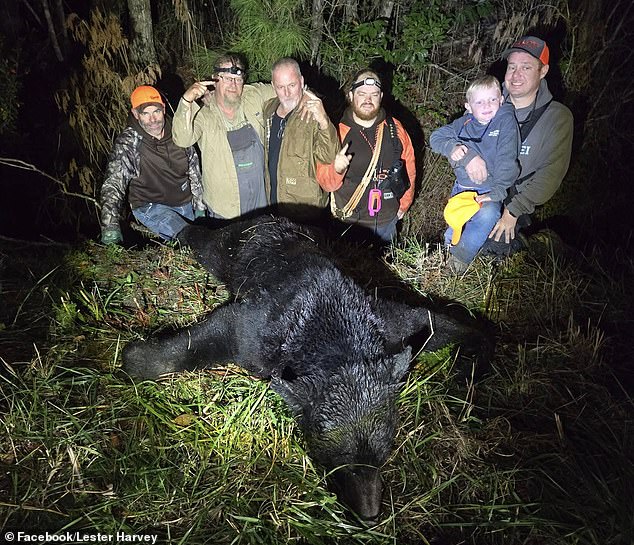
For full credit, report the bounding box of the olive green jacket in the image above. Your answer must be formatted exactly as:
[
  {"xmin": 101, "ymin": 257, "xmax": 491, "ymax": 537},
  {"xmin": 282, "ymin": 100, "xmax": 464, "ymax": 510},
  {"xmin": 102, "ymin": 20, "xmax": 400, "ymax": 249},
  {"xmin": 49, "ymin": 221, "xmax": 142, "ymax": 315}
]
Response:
[
  {"xmin": 172, "ymin": 83, "xmax": 276, "ymax": 219},
  {"xmin": 263, "ymin": 98, "xmax": 339, "ymax": 213}
]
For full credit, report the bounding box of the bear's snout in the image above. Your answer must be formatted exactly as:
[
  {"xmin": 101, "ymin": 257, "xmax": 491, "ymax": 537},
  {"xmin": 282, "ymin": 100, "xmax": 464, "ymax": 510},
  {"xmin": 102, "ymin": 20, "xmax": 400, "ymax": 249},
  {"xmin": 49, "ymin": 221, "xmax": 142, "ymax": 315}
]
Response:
[{"xmin": 328, "ymin": 465, "xmax": 383, "ymax": 520}]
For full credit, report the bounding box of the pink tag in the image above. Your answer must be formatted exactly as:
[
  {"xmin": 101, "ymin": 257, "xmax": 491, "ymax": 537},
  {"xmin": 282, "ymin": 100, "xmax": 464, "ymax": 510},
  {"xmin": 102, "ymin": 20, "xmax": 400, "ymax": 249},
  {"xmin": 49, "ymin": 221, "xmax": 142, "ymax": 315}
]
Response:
[{"xmin": 368, "ymin": 189, "xmax": 382, "ymax": 216}]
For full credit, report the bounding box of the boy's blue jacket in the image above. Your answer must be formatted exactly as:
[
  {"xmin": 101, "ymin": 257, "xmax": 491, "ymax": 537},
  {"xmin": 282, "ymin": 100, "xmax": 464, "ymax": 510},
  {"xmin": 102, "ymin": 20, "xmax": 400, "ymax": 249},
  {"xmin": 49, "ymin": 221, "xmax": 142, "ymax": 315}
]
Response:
[{"xmin": 430, "ymin": 102, "xmax": 520, "ymax": 202}]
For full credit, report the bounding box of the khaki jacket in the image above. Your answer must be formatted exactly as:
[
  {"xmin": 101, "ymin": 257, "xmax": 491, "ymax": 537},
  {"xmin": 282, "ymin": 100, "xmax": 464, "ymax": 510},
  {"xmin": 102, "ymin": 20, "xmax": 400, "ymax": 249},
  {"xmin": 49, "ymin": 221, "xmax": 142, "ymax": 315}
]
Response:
[
  {"xmin": 263, "ymin": 98, "xmax": 339, "ymax": 213},
  {"xmin": 172, "ymin": 83, "xmax": 276, "ymax": 219}
]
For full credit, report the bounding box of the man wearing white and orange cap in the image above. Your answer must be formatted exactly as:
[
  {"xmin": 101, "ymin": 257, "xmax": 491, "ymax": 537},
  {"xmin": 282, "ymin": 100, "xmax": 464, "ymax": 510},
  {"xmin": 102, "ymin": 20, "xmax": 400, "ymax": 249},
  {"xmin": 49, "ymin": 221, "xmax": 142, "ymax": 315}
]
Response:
[
  {"xmin": 100, "ymin": 85, "xmax": 205, "ymax": 244},
  {"xmin": 477, "ymin": 36, "xmax": 573, "ymax": 253}
]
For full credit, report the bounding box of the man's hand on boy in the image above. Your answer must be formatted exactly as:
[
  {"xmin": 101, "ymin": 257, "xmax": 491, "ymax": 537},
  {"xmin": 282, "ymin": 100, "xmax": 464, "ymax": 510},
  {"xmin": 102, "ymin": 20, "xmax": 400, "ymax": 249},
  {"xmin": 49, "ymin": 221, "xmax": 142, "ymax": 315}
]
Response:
[{"xmin": 465, "ymin": 155, "xmax": 488, "ymax": 183}]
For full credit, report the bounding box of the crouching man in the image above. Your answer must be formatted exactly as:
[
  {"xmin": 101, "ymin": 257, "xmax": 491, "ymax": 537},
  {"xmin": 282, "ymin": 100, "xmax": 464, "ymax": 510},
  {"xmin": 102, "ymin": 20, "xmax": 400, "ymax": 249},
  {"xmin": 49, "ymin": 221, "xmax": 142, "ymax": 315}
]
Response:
[{"xmin": 100, "ymin": 85, "xmax": 205, "ymax": 244}]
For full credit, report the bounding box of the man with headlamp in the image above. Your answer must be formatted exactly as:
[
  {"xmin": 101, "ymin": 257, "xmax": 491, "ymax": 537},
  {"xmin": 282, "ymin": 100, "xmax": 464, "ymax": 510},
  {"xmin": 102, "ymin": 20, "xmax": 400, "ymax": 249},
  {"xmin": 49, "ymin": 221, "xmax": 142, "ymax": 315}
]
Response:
[
  {"xmin": 173, "ymin": 53, "xmax": 276, "ymax": 219},
  {"xmin": 317, "ymin": 69, "xmax": 416, "ymax": 243}
]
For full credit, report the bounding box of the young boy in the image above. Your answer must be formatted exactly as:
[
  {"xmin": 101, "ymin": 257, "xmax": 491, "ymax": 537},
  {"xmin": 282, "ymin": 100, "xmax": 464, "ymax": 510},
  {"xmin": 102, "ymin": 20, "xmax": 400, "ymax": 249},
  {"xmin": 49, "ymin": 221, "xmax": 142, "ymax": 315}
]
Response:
[{"xmin": 430, "ymin": 75, "xmax": 520, "ymax": 270}]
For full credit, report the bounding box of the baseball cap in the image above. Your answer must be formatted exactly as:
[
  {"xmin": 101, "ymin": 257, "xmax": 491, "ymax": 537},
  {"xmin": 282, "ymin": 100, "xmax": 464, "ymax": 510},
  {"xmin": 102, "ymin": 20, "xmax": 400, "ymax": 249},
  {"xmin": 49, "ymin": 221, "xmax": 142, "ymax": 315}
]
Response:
[
  {"xmin": 502, "ymin": 36, "xmax": 550, "ymax": 65},
  {"xmin": 443, "ymin": 191, "xmax": 481, "ymax": 245},
  {"xmin": 130, "ymin": 85, "xmax": 164, "ymax": 109}
]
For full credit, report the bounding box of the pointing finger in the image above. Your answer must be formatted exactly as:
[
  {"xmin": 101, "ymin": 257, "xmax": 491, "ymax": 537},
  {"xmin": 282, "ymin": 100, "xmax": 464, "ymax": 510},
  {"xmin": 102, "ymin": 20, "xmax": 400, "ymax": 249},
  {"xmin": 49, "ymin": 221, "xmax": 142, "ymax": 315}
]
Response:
[{"xmin": 303, "ymin": 88, "xmax": 318, "ymax": 100}]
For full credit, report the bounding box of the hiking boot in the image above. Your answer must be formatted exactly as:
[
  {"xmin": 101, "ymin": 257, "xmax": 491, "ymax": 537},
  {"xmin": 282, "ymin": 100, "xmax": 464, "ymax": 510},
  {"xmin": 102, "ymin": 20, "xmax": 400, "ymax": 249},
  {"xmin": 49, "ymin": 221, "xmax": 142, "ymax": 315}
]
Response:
[
  {"xmin": 446, "ymin": 254, "xmax": 469, "ymax": 275},
  {"xmin": 480, "ymin": 233, "xmax": 528, "ymax": 260}
]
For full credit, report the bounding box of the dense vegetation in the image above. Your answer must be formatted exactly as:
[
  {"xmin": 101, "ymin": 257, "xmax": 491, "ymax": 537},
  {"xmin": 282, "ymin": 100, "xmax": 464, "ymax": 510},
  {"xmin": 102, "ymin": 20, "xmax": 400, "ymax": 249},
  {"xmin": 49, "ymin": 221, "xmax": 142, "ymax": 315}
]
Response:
[
  {"xmin": 0, "ymin": 0, "xmax": 632, "ymax": 543},
  {"xmin": 1, "ymin": 231, "xmax": 632, "ymax": 543}
]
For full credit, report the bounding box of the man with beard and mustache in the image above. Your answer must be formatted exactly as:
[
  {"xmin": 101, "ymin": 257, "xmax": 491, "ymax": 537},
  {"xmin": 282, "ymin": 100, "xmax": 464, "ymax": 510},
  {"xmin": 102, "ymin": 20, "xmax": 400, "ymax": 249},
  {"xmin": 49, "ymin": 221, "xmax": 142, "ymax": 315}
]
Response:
[
  {"xmin": 173, "ymin": 53, "xmax": 277, "ymax": 219},
  {"xmin": 100, "ymin": 85, "xmax": 205, "ymax": 244},
  {"xmin": 317, "ymin": 69, "xmax": 416, "ymax": 243},
  {"xmin": 262, "ymin": 58, "xmax": 339, "ymax": 222}
]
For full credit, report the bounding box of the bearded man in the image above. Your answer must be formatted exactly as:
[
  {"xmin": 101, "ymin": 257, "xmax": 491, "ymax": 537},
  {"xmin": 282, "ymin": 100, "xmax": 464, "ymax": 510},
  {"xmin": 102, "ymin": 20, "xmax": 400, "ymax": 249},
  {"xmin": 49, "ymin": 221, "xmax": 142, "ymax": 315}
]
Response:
[
  {"xmin": 317, "ymin": 69, "xmax": 416, "ymax": 243},
  {"xmin": 100, "ymin": 85, "xmax": 204, "ymax": 244},
  {"xmin": 262, "ymin": 58, "xmax": 339, "ymax": 222},
  {"xmin": 173, "ymin": 53, "xmax": 276, "ymax": 219}
]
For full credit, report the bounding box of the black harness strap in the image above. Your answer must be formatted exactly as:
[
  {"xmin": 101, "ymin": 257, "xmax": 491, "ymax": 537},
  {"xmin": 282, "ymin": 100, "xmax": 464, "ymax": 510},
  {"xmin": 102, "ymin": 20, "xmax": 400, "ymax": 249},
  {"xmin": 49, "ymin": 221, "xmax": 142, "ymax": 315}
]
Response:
[
  {"xmin": 503, "ymin": 99, "xmax": 553, "ymax": 228},
  {"xmin": 519, "ymin": 98, "xmax": 553, "ymax": 142}
]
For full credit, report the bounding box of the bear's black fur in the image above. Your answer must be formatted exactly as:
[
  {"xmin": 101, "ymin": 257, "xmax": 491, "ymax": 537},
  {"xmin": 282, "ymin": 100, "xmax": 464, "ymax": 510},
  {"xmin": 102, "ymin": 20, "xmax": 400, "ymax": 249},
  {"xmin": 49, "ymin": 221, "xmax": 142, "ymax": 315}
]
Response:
[{"xmin": 123, "ymin": 216, "xmax": 486, "ymax": 520}]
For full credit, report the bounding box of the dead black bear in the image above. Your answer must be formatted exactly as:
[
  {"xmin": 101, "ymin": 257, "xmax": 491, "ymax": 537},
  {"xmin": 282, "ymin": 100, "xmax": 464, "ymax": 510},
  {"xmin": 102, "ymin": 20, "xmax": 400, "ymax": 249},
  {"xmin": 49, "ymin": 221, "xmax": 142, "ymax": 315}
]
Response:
[{"xmin": 123, "ymin": 216, "xmax": 485, "ymax": 520}]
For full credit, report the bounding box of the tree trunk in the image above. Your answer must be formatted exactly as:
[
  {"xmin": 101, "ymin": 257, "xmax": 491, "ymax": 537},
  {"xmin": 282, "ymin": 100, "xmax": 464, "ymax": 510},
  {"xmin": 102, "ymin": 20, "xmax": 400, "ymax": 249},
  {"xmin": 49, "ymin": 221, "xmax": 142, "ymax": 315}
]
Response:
[
  {"xmin": 127, "ymin": 0, "xmax": 158, "ymax": 67},
  {"xmin": 53, "ymin": 0, "xmax": 68, "ymax": 50},
  {"xmin": 379, "ymin": 1, "xmax": 394, "ymax": 19},
  {"xmin": 310, "ymin": 0, "xmax": 325, "ymax": 65},
  {"xmin": 39, "ymin": 0, "xmax": 64, "ymax": 62},
  {"xmin": 343, "ymin": 0, "xmax": 358, "ymax": 23}
]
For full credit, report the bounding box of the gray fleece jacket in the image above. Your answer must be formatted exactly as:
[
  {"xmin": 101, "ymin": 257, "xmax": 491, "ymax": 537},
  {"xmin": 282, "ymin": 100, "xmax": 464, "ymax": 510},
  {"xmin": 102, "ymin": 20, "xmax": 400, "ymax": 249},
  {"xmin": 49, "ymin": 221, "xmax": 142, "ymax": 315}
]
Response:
[{"xmin": 504, "ymin": 79, "xmax": 573, "ymax": 217}]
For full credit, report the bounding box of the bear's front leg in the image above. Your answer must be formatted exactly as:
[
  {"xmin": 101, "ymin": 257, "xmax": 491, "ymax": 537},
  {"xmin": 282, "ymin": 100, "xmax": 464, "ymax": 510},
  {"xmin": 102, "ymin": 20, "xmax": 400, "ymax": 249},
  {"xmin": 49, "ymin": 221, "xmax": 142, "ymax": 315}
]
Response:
[{"xmin": 122, "ymin": 304, "xmax": 240, "ymax": 379}]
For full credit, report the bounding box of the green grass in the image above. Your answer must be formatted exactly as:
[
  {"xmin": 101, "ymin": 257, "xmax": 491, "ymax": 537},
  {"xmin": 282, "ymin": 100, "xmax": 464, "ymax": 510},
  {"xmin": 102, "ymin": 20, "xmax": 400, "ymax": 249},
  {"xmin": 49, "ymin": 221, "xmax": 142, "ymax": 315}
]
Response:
[{"xmin": 0, "ymin": 233, "xmax": 632, "ymax": 544}]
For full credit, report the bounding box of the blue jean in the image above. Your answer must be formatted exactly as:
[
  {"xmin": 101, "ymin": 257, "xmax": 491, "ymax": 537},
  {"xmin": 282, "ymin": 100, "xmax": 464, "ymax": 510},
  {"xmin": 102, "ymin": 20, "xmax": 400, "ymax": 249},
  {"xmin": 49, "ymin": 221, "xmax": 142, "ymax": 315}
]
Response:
[
  {"xmin": 132, "ymin": 202, "xmax": 194, "ymax": 240},
  {"xmin": 445, "ymin": 200, "xmax": 502, "ymax": 263},
  {"xmin": 374, "ymin": 216, "xmax": 399, "ymax": 243}
]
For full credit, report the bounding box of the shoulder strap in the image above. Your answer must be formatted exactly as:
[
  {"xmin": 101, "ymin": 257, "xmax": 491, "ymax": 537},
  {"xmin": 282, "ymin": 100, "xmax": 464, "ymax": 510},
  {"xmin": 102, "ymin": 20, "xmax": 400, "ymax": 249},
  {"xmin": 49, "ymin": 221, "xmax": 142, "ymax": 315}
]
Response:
[
  {"xmin": 519, "ymin": 99, "xmax": 553, "ymax": 142},
  {"xmin": 386, "ymin": 115, "xmax": 402, "ymax": 157},
  {"xmin": 506, "ymin": 99, "xmax": 554, "ymax": 197},
  {"xmin": 332, "ymin": 123, "xmax": 385, "ymax": 219}
]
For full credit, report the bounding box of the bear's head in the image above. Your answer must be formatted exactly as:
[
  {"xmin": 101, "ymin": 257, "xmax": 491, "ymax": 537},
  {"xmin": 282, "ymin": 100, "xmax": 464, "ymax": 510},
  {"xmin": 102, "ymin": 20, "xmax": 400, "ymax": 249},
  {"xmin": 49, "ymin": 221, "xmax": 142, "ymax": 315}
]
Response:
[{"xmin": 271, "ymin": 347, "xmax": 411, "ymax": 520}]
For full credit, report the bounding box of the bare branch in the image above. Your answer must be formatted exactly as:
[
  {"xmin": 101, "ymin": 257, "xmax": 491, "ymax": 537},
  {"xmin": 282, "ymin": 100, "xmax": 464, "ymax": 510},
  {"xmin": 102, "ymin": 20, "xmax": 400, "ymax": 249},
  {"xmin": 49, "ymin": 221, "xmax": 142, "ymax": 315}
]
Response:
[
  {"xmin": 20, "ymin": 0, "xmax": 43, "ymax": 27},
  {"xmin": 0, "ymin": 157, "xmax": 99, "ymax": 208}
]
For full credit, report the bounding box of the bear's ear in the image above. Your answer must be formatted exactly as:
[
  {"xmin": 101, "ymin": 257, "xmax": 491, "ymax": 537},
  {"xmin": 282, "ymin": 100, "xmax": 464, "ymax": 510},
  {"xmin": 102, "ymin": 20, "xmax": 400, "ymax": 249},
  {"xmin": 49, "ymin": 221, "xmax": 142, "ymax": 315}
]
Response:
[
  {"xmin": 372, "ymin": 299, "xmax": 432, "ymax": 349},
  {"xmin": 270, "ymin": 376, "xmax": 318, "ymax": 416},
  {"xmin": 389, "ymin": 346, "xmax": 412, "ymax": 383}
]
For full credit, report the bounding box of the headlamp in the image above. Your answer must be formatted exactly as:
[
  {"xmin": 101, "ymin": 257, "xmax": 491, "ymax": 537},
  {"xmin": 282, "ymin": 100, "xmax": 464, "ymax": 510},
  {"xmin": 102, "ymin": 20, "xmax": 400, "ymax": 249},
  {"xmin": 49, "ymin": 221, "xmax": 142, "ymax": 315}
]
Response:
[
  {"xmin": 214, "ymin": 65, "xmax": 245, "ymax": 77},
  {"xmin": 350, "ymin": 77, "xmax": 382, "ymax": 91}
]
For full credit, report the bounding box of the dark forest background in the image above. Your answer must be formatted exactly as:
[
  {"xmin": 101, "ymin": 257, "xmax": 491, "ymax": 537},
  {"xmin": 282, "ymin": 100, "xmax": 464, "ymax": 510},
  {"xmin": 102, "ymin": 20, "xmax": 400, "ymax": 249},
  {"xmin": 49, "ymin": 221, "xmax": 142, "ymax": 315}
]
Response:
[{"xmin": 0, "ymin": 0, "xmax": 633, "ymax": 253}]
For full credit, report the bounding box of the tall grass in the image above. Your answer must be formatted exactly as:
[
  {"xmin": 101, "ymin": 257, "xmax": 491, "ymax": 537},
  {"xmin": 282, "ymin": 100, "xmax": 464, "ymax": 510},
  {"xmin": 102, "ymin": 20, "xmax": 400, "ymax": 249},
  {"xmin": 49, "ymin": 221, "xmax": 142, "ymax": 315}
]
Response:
[{"xmin": 0, "ymin": 233, "xmax": 631, "ymax": 544}]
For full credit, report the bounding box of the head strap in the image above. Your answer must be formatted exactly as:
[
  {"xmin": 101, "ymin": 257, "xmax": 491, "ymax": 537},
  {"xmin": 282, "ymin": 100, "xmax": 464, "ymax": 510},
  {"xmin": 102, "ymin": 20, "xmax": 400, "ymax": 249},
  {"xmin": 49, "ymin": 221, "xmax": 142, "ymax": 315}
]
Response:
[
  {"xmin": 215, "ymin": 65, "xmax": 245, "ymax": 77},
  {"xmin": 350, "ymin": 77, "xmax": 381, "ymax": 92}
]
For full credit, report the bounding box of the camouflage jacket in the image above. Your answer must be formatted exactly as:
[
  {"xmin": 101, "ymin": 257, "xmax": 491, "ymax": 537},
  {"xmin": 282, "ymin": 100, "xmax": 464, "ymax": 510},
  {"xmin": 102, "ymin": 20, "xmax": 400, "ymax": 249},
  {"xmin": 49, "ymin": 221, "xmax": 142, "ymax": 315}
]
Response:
[{"xmin": 100, "ymin": 115, "xmax": 204, "ymax": 234}]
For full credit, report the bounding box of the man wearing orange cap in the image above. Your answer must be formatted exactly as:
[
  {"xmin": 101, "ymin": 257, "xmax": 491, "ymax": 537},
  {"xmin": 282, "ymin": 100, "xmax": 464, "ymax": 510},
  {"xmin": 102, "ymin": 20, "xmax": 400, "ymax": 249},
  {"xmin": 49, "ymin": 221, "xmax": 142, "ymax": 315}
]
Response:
[
  {"xmin": 478, "ymin": 36, "xmax": 574, "ymax": 255},
  {"xmin": 100, "ymin": 85, "xmax": 205, "ymax": 244}
]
